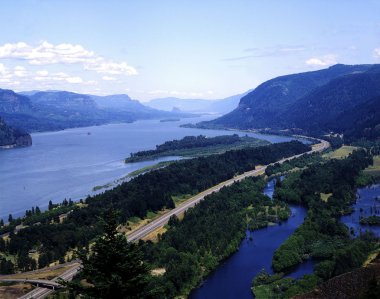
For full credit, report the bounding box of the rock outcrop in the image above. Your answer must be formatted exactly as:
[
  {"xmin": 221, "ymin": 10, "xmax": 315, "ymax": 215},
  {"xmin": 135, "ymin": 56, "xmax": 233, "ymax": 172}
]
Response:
[{"xmin": 0, "ymin": 118, "xmax": 32, "ymax": 148}]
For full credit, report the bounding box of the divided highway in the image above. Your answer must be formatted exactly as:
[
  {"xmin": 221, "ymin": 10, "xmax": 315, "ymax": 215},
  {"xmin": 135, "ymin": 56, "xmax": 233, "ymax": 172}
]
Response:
[
  {"xmin": 127, "ymin": 138, "xmax": 329, "ymax": 242},
  {"xmin": 16, "ymin": 138, "xmax": 329, "ymax": 298},
  {"xmin": 16, "ymin": 264, "xmax": 80, "ymax": 299}
]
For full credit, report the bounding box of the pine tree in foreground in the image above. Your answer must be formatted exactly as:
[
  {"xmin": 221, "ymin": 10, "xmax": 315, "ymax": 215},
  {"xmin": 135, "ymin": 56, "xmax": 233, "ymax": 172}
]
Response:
[{"xmin": 66, "ymin": 209, "xmax": 154, "ymax": 299}]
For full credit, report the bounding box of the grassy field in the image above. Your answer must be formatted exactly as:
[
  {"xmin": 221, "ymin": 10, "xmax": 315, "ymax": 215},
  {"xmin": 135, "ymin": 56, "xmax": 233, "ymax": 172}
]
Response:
[
  {"xmin": 172, "ymin": 194, "xmax": 193, "ymax": 206},
  {"xmin": 323, "ymin": 145, "xmax": 358, "ymax": 160},
  {"xmin": 364, "ymin": 155, "xmax": 380, "ymax": 177},
  {"xmin": 320, "ymin": 193, "xmax": 333, "ymax": 202}
]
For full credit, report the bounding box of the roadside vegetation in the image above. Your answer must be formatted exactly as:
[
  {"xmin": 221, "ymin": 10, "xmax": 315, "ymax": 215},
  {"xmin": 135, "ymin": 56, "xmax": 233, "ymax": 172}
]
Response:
[
  {"xmin": 141, "ymin": 176, "xmax": 290, "ymax": 297},
  {"xmin": 125, "ymin": 134, "xmax": 269, "ymax": 162},
  {"xmin": 0, "ymin": 141, "xmax": 309, "ymax": 275}
]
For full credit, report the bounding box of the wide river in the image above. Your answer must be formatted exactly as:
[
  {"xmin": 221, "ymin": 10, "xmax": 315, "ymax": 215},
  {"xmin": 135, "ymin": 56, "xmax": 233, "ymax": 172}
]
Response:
[{"xmin": 0, "ymin": 116, "xmax": 295, "ymax": 221}]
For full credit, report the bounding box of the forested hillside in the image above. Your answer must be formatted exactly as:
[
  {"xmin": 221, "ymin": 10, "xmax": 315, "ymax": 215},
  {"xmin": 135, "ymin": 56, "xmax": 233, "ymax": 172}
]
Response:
[
  {"xmin": 0, "ymin": 117, "xmax": 32, "ymax": 147},
  {"xmin": 198, "ymin": 64, "xmax": 380, "ymax": 140},
  {"xmin": 0, "ymin": 89, "xmax": 188, "ymax": 132}
]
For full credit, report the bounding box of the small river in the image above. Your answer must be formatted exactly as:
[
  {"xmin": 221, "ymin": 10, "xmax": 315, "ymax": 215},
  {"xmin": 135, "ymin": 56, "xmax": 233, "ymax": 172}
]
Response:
[
  {"xmin": 190, "ymin": 179, "xmax": 313, "ymax": 299},
  {"xmin": 190, "ymin": 182, "xmax": 380, "ymax": 299},
  {"xmin": 0, "ymin": 116, "xmax": 296, "ymax": 221},
  {"xmin": 341, "ymin": 184, "xmax": 380, "ymax": 237}
]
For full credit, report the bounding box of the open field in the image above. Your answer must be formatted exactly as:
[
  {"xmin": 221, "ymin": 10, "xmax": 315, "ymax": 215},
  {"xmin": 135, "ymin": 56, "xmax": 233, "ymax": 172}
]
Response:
[
  {"xmin": 320, "ymin": 193, "xmax": 333, "ymax": 202},
  {"xmin": 364, "ymin": 155, "xmax": 380, "ymax": 177},
  {"xmin": 323, "ymin": 145, "xmax": 358, "ymax": 160}
]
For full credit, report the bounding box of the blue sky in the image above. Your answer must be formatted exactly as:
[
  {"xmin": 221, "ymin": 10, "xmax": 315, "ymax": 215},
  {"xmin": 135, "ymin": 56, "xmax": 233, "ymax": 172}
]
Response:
[{"xmin": 0, "ymin": 0, "xmax": 379, "ymax": 101}]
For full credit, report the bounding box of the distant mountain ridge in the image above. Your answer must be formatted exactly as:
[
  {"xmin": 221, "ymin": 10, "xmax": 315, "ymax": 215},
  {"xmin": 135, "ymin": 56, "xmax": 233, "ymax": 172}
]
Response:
[
  {"xmin": 198, "ymin": 64, "xmax": 380, "ymax": 139},
  {"xmin": 0, "ymin": 89, "xmax": 191, "ymax": 132},
  {"xmin": 146, "ymin": 91, "xmax": 250, "ymax": 114}
]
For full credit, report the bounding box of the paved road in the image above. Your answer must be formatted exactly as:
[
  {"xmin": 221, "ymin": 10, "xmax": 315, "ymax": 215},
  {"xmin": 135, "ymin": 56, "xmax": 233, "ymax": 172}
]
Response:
[
  {"xmin": 127, "ymin": 138, "xmax": 329, "ymax": 242},
  {"xmin": 19, "ymin": 137, "xmax": 329, "ymax": 298},
  {"xmin": 0, "ymin": 278, "xmax": 62, "ymax": 289},
  {"xmin": 18, "ymin": 264, "xmax": 80, "ymax": 299}
]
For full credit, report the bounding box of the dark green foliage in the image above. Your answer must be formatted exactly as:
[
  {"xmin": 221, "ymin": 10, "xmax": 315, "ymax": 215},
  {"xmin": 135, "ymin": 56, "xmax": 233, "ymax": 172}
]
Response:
[
  {"xmin": 271, "ymin": 150, "xmax": 376, "ymax": 277},
  {"xmin": 17, "ymin": 252, "xmax": 36, "ymax": 272},
  {"xmin": 253, "ymin": 274, "xmax": 321, "ymax": 299},
  {"xmin": 265, "ymin": 153, "xmax": 322, "ymax": 176},
  {"xmin": 67, "ymin": 209, "xmax": 154, "ymax": 299},
  {"xmin": 333, "ymin": 237, "xmax": 375, "ymax": 276},
  {"xmin": 3, "ymin": 141, "xmax": 309, "ymax": 269},
  {"xmin": 126, "ymin": 134, "xmax": 267, "ymax": 162},
  {"xmin": 142, "ymin": 177, "xmax": 289, "ymax": 297},
  {"xmin": 360, "ymin": 215, "xmax": 380, "ymax": 225},
  {"xmin": 0, "ymin": 257, "xmax": 14, "ymax": 274}
]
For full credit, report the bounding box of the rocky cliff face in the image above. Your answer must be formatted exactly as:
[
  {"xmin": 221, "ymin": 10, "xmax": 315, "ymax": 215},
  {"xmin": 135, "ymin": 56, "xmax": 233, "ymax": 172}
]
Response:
[{"xmin": 0, "ymin": 118, "xmax": 32, "ymax": 148}]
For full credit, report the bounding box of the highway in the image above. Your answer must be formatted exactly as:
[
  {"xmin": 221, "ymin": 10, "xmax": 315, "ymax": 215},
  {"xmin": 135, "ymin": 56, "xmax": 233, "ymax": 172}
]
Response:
[
  {"xmin": 17, "ymin": 137, "xmax": 329, "ymax": 298},
  {"xmin": 17, "ymin": 264, "xmax": 80, "ymax": 299},
  {"xmin": 127, "ymin": 137, "xmax": 329, "ymax": 242}
]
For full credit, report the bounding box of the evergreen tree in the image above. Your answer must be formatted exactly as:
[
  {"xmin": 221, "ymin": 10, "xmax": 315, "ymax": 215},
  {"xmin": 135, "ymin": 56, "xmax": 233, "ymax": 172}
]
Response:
[{"xmin": 69, "ymin": 209, "xmax": 154, "ymax": 298}]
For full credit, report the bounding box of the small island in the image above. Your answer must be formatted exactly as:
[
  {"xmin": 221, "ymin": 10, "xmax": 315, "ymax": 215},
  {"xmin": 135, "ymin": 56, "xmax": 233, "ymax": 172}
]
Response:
[
  {"xmin": 160, "ymin": 118, "xmax": 180, "ymax": 122},
  {"xmin": 125, "ymin": 134, "xmax": 269, "ymax": 163}
]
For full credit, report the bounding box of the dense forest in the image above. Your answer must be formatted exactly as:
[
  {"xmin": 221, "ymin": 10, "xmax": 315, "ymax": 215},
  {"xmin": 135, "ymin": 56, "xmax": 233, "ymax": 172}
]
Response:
[
  {"xmin": 0, "ymin": 141, "xmax": 309, "ymax": 274},
  {"xmin": 141, "ymin": 177, "xmax": 290, "ymax": 297},
  {"xmin": 252, "ymin": 149, "xmax": 378, "ymax": 298},
  {"xmin": 126, "ymin": 134, "xmax": 268, "ymax": 162}
]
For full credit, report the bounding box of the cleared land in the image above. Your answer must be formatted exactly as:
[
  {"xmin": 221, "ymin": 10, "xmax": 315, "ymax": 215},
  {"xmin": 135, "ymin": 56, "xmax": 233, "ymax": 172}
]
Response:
[
  {"xmin": 364, "ymin": 155, "xmax": 380, "ymax": 177},
  {"xmin": 323, "ymin": 145, "xmax": 358, "ymax": 160},
  {"xmin": 320, "ymin": 192, "xmax": 333, "ymax": 202}
]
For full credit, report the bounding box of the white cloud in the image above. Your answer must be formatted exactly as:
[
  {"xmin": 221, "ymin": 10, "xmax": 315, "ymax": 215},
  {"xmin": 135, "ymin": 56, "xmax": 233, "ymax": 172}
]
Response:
[
  {"xmin": 0, "ymin": 41, "xmax": 137, "ymax": 76},
  {"xmin": 87, "ymin": 61, "xmax": 137, "ymax": 75},
  {"xmin": 102, "ymin": 76, "xmax": 117, "ymax": 81},
  {"xmin": 0, "ymin": 63, "xmax": 7, "ymax": 75},
  {"xmin": 66, "ymin": 76, "xmax": 83, "ymax": 84},
  {"xmin": 305, "ymin": 54, "xmax": 337, "ymax": 66},
  {"xmin": 13, "ymin": 66, "xmax": 27, "ymax": 77},
  {"xmin": 374, "ymin": 48, "xmax": 380, "ymax": 58},
  {"xmin": 36, "ymin": 70, "xmax": 49, "ymax": 76}
]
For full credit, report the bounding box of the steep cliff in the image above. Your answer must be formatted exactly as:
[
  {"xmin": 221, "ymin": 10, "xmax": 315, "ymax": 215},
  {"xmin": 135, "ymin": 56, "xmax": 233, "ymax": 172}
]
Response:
[{"xmin": 0, "ymin": 118, "xmax": 32, "ymax": 148}]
